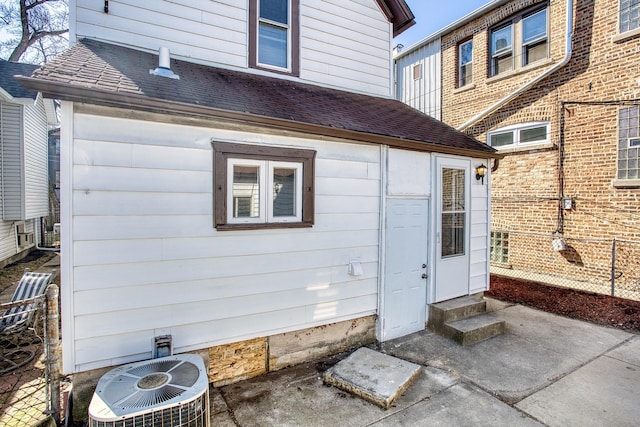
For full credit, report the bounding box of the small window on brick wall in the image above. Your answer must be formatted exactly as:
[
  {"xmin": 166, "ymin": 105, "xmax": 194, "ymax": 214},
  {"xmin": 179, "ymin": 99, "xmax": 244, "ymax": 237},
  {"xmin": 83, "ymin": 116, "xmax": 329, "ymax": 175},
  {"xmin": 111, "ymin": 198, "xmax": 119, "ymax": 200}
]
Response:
[
  {"xmin": 618, "ymin": 105, "xmax": 640, "ymax": 180},
  {"xmin": 490, "ymin": 231, "xmax": 509, "ymax": 264},
  {"xmin": 620, "ymin": 0, "xmax": 640, "ymax": 33}
]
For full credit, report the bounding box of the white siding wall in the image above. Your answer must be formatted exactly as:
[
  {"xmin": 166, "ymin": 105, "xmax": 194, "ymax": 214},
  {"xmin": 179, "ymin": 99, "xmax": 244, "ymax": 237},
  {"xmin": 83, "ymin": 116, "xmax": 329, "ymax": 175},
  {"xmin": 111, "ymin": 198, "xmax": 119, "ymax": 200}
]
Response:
[
  {"xmin": 65, "ymin": 110, "xmax": 381, "ymax": 372},
  {"xmin": 469, "ymin": 160, "xmax": 490, "ymax": 294},
  {"xmin": 1, "ymin": 102, "xmax": 24, "ymax": 220},
  {"xmin": 73, "ymin": 0, "xmax": 393, "ymax": 97},
  {"xmin": 395, "ymin": 39, "xmax": 441, "ymax": 119},
  {"xmin": 0, "ymin": 221, "xmax": 17, "ymax": 262},
  {"xmin": 23, "ymin": 99, "xmax": 50, "ymax": 219}
]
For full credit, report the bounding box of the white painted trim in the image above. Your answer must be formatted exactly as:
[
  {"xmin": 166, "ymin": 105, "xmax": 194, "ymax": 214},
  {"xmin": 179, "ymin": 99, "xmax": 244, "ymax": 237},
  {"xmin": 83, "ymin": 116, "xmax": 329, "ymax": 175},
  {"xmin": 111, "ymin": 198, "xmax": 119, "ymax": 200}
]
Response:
[
  {"xmin": 376, "ymin": 145, "xmax": 387, "ymax": 342},
  {"xmin": 60, "ymin": 101, "xmax": 75, "ymax": 374}
]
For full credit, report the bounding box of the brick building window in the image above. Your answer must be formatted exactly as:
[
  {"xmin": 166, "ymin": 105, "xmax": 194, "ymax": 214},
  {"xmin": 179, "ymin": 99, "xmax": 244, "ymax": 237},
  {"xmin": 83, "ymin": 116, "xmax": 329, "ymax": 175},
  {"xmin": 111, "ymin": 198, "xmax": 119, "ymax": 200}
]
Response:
[
  {"xmin": 620, "ymin": 0, "xmax": 640, "ymax": 33},
  {"xmin": 618, "ymin": 106, "xmax": 640, "ymax": 180},
  {"xmin": 490, "ymin": 231, "xmax": 509, "ymax": 264},
  {"xmin": 489, "ymin": 5, "xmax": 548, "ymax": 77},
  {"xmin": 488, "ymin": 122, "xmax": 550, "ymax": 149},
  {"xmin": 458, "ymin": 39, "xmax": 473, "ymax": 87}
]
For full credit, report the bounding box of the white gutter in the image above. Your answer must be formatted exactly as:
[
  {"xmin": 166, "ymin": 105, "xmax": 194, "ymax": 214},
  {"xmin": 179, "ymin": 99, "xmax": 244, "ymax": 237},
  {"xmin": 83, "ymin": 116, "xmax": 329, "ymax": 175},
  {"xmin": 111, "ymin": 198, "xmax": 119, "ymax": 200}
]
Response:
[{"xmin": 457, "ymin": 0, "xmax": 574, "ymax": 132}]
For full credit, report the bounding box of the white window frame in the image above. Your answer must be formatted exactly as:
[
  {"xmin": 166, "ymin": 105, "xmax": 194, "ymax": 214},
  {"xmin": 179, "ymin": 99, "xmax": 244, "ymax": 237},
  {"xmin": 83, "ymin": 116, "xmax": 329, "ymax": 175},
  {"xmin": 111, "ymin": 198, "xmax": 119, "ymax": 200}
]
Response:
[
  {"xmin": 487, "ymin": 122, "xmax": 550, "ymax": 150},
  {"xmin": 227, "ymin": 158, "xmax": 302, "ymax": 224},
  {"xmin": 620, "ymin": 0, "xmax": 640, "ymax": 33},
  {"xmin": 521, "ymin": 8, "xmax": 548, "ymax": 66},
  {"xmin": 458, "ymin": 39, "xmax": 473, "ymax": 87},
  {"xmin": 257, "ymin": 0, "xmax": 292, "ymax": 72}
]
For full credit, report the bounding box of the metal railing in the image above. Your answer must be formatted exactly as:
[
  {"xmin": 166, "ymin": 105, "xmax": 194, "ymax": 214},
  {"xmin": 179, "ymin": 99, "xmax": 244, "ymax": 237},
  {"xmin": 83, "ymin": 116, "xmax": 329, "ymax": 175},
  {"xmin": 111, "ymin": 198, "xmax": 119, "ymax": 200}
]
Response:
[{"xmin": 490, "ymin": 231, "xmax": 640, "ymax": 301}]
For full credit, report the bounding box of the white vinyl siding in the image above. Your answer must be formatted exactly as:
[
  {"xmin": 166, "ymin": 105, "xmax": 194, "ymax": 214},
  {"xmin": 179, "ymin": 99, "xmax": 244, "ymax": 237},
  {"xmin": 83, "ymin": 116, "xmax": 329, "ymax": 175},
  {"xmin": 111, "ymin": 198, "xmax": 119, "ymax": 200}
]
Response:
[
  {"xmin": 65, "ymin": 111, "xmax": 381, "ymax": 372},
  {"xmin": 73, "ymin": 0, "xmax": 393, "ymax": 97},
  {"xmin": 395, "ymin": 38, "xmax": 441, "ymax": 120},
  {"xmin": 0, "ymin": 102, "xmax": 23, "ymax": 220},
  {"xmin": 301, "ymin": 1, "xmax": 392, "ymax": 96},
  {"xmin": 74, "ymin": 0, "xmax": 248, "ymax": 69},
  {"xmin": 23, "ymin": 100, "xmax": 50, "ymax": 219},
  {"xmin": 469, "ymin": 160, "xmax": 490, "ymax": 294}
]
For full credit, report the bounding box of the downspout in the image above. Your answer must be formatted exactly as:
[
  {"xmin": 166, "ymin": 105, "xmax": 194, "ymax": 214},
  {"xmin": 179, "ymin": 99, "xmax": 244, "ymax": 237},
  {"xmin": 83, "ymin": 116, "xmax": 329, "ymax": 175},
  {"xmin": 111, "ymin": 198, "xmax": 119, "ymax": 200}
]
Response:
[{"xmin": 457, "ymin": 0, "xmax": 574, "ymax": 132}]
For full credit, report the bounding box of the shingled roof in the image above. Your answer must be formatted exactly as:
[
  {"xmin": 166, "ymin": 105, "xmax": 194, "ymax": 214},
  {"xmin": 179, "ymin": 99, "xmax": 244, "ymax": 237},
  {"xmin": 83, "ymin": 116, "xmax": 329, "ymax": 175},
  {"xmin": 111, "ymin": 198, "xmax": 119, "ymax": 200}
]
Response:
[
  {"xmin": 18, "ymin": 39, "xmax": 498, "ymax": 158},
  {"xmin": 0, "ymin": 60, "xmax": 39, "ymax": 100}
]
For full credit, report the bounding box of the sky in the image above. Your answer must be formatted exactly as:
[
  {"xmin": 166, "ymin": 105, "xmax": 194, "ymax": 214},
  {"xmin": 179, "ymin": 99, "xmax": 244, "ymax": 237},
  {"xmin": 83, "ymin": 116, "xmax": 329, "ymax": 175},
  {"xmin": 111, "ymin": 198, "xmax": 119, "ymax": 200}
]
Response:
[{"xmin": 393, "ymin": 0, "xmax": 493, "ymax": 50}]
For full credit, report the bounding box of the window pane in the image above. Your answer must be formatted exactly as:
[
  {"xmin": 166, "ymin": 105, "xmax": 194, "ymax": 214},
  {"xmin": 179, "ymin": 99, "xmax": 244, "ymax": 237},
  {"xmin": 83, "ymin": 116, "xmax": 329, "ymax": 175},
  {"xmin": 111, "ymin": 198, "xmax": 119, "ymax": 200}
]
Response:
[
  {"xmin": 232, "ymin": 165, "xmax": 260, "ymax": 218},
  {"xmin": 442, "ymin": 213, "xmax": 465, "ymax": 257},
  {"xmin": 260, "ymin": 0, "xmax": 288, "ymax": 24},
  {"xmin": 491, "ymin": 25, "xmax": 512, "ymax": 55},
  {"xmin": 459, "ymin": 41, "xmax": 473, "ymax": 86},
  {"xmin": 524, "ymin": 40, "xmax": 547, "ymax": 65},
  {"xmin": 490, "ymin": 131, "xmax": 514, "ymax": 147},
  {"xmin": 259, "ymin": 23, "xmax": 287, "ymax": 68},
  {"xmin": 442, "ymin": 168, "xmax": 465, "ymax": 211},
  {"xmin": 459, "ymin": 41, "xmax": 473, "ymax": 65},
  {"xmin": 272, "ymin": 168, "xmax": 296, "ymax": 217},
  {"xmin": 521, "ymin": 125, "xmax": 547, "ymax": 143},
  {"xmin": 523, "ymin": 9, "xmax": 546, "ymax": 44}
]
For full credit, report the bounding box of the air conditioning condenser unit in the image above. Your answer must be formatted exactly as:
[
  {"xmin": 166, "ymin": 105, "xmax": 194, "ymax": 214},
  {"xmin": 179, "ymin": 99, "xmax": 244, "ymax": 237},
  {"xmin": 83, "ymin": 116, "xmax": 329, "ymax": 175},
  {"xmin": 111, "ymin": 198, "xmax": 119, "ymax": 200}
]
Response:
[{"xmin": 88, "ymin": 353, "xmax": 209, "ymax": 427}]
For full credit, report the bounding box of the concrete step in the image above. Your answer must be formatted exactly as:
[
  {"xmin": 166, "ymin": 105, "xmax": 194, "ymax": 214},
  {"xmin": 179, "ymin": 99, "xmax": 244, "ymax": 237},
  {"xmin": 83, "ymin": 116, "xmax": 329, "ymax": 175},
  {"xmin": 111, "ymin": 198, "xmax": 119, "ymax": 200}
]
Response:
[
  {"xmin": 322, "ymin": 347, "xmax": 421, "ymax": 409},
  {"xmin": 427, "ymin": 295, "xmax": 486, "ymax": 330},
  {"xmin": 441, "ymin": 313, "xmax": 506, "ymax": 346}
]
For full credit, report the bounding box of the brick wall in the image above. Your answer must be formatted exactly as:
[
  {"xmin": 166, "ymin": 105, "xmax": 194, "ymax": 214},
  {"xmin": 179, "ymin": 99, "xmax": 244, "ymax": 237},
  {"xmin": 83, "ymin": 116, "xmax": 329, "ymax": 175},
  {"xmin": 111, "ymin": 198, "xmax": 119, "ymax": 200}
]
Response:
[{"xmin": 440, "ymin": 0, "xmax": 640, "ymax": 282}]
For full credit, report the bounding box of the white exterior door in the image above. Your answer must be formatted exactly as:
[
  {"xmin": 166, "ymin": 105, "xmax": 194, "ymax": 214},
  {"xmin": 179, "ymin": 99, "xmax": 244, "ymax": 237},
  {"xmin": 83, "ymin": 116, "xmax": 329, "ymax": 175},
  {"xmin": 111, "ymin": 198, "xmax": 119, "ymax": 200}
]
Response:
[
  {"xmin": 381, "ymin": 198, "xmax": 429, "ymax": 341},
  {"xmin": 434, "ymin": 157, "xmax": 470, "ymax": 302}
]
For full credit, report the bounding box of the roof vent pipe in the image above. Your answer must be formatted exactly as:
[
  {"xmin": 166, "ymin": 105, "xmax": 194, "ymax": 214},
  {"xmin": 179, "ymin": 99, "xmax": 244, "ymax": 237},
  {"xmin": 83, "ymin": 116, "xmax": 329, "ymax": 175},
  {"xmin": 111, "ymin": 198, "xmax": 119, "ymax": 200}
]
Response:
[{"xmin": 149, "ymin": 47, "xmax": 180, "ymax": 80}]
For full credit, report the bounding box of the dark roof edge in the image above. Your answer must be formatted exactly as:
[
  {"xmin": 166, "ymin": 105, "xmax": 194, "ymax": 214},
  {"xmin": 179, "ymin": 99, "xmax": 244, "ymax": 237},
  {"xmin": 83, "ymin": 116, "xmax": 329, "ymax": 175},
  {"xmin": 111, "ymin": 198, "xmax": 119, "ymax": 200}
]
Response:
[
  {"xmin": 17, "ymin": 75, "xmax": 501, "ymax": 159},
  {"xmin": 378, "ymin": 0, "xmax": 416, "ymax": 37}
]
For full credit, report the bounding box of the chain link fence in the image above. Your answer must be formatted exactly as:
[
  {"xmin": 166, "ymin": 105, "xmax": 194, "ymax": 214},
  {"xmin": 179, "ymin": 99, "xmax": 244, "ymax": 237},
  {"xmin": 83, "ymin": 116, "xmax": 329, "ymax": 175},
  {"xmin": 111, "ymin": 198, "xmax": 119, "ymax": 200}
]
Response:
[
  {"xmin": 1, "ymin": 286, "xmax": 64, "ymax": 426},
  {"xmin": 490, "ymin": 230, "xmax": 640, "ymax": 301}
]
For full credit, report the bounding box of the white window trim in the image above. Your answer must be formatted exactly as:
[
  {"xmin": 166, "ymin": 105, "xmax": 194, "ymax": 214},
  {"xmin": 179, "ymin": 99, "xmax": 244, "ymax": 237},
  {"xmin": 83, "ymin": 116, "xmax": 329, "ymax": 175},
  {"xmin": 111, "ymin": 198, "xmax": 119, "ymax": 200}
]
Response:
[
  {"xmin": 227, "ymin": 158, "xmax": 302, "ymax": 224},
  {"xmin": 487, "ymin": 121, "xmax": 550, "ymax": 150},
  {"xmin": 257, "ymin": 0, "xmax": 292, "ymax": 72},
  {"xmin": 267, "ymin": 161, "xmax": 303, "ymax": 223}
]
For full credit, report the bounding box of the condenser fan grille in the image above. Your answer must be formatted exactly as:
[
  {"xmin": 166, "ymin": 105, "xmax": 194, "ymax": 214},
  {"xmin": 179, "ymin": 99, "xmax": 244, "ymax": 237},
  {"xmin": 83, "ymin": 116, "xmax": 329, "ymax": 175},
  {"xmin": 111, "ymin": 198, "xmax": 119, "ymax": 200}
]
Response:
[{"xmin": 89, "ymin": 354, "xmax": 209, "ymax": 425}]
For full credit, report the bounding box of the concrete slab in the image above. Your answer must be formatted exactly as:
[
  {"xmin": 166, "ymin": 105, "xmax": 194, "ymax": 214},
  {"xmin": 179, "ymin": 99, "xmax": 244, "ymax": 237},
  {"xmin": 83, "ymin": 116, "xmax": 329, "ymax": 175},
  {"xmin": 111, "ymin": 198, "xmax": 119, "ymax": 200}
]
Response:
[
  {"xmin": 322, "ymin": 347, "xmax": 421, "ymax": 409},
  {"xmin": 516, "ymin": 347, "xmax": 640, "ymax": 427},
  {"xmin": 382, "ymin": 305, "xmax": 632, "ymax": 403},
  {"xmin": 372, "ymin": 383, "xmax": 543, "ymax": 427},
  {"xmin": 221, "ymin": 358, "xmax": 458, "ymax": 426}
]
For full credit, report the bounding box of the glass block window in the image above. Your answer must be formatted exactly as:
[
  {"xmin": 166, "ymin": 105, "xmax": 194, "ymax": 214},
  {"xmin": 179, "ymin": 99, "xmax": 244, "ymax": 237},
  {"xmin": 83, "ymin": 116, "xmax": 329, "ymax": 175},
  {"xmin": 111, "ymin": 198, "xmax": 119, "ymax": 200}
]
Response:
[
  {"xmin": 618, "ymin": 106, "xmax": 640, "ymax": 180},
  {"xmin": 620, "ymin": 0, "xmax": 640, "ymax": 33},
  {"xmin": 490, "ymin": 231, "xmax": 509, "ymax": 264}
]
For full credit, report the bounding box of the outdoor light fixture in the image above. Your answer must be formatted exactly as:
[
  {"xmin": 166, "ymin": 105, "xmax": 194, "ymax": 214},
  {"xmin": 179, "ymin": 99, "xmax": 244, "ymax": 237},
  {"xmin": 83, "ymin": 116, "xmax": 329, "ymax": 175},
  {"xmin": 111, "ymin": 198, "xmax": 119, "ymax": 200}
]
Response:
[{"xmin": 475, "ymin": 164, "xmax": 488, "ymax": 184}]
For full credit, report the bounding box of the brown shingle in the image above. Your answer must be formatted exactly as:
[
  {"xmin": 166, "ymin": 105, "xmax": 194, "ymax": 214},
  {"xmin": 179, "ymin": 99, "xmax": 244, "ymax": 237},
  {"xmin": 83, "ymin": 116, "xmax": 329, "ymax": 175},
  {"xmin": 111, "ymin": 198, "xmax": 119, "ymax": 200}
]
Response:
[{"xmin": 26, "ymin": 39, "xmax": 496, "ymax": 156}]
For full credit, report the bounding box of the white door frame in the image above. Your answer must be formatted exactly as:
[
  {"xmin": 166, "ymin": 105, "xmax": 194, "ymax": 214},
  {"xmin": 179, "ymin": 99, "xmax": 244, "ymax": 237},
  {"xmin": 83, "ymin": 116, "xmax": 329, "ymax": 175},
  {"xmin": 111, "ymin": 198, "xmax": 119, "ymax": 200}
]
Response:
[{"xmin": 432, "ymin": 156, "xmax": 471, "ymax": 303}]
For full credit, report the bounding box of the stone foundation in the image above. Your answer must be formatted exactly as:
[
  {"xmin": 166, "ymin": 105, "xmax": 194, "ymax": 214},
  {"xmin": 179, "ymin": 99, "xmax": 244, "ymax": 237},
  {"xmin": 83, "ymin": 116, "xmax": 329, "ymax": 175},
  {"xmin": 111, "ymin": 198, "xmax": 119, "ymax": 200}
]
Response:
[{"xmin": 70, "ymin": 316, "xmax": 376, "ymax": 424}]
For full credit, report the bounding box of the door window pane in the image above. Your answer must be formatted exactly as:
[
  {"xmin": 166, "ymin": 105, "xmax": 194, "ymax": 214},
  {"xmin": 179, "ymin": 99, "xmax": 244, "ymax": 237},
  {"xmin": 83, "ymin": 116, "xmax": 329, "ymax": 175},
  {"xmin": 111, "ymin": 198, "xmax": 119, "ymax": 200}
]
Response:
[
  {"xmin": 232, "ymin": 165, "xmax": 260, "ymax": 218},
  {"xmin": 272, "ymin": 167, "xmax": 296, "ymax": 217},
  {"xmin": 441, "ymin": 168, "xmax": 465, "ymax": 258}
]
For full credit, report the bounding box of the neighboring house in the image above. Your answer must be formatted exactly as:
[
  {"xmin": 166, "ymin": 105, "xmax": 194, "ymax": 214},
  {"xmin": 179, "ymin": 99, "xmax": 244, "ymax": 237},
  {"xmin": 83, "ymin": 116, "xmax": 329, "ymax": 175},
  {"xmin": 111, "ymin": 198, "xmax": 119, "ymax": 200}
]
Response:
[
  {"xmin": 0, "ymin": 60, "xmax": 57, "ymax": 267},
  {"xmin": 396, "ymin": 0, "xmax": 640, "ymax": 296},
  {"xmin": 19, "ymin": 0, "xmax": 500, "ymax": 418}
]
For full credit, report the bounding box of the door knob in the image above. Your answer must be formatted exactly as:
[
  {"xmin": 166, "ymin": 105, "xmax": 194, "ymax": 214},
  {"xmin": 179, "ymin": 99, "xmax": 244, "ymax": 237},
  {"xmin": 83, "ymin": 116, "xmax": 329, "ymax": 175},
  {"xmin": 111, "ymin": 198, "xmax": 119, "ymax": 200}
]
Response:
[
  {"xmin": 422, "ymin": 274, "xmax": 428, "ymax": 279},
  {"xmin": 422, "ymin": 264, "xmax": 427, "ymax": 268}
]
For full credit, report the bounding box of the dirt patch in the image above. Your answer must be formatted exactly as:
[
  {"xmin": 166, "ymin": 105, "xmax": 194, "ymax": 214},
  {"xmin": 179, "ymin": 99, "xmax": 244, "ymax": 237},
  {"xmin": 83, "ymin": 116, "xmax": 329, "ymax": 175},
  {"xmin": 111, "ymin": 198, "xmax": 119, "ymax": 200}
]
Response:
[
  {"xmin": 487, "ymin": 275, "xmax": 640, "ymax": 333},
  {"xmin": 0, "ymin": 251, "xmax": 57, "ymax": 297}
]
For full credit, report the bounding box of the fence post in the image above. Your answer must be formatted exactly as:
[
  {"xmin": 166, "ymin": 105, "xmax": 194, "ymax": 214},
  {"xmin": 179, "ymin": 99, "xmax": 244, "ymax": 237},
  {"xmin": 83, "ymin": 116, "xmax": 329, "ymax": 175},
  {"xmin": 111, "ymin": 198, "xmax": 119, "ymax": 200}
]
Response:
[
  {"xmin": 46, "ymin": 284, "xmax": 61, "ymax": 426},
  {"xmin": 610, "ymin": 238, "xmax": 616, "ymax": 297}
]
